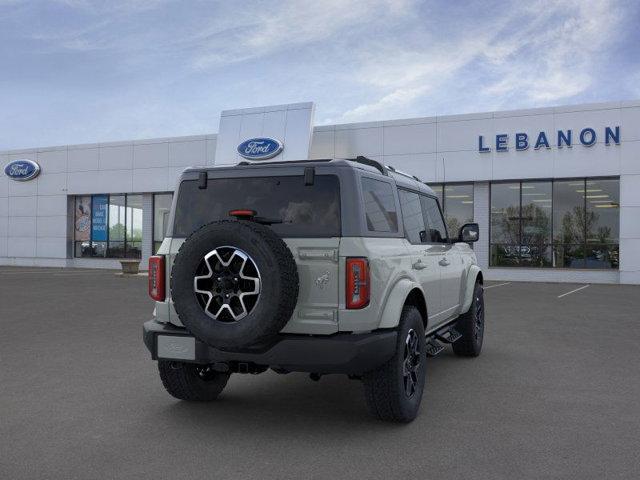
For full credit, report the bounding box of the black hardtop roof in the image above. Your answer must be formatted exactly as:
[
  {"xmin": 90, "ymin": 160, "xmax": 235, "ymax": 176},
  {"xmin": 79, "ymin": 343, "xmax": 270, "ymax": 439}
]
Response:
[{"xmin": 181, "ymin": 157, "xmax": 437, "ymax": 196}]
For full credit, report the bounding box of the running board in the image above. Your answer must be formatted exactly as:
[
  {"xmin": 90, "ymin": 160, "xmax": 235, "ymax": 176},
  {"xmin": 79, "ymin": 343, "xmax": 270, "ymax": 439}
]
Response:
[
  {"xmin": 425, "ymin": 325, "xmax": 461, "ymax": 357},
  {"xmin": 435, "ymin": 327, "xmax": 461, "ymax": 344},
  {"xmin": 426, "ymin": 340, "xmax": 445, "ymax": 357}
]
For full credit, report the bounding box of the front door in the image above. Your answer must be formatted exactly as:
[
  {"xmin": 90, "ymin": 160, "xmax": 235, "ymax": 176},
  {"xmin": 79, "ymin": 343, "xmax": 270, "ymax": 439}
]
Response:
[
  {"xmin": 438, "ymin": 243, "xmax": 465, "ymax": 317},
  {"xmin": 420, "ymin": 194, "xmax": 456, "ymax": 329}
]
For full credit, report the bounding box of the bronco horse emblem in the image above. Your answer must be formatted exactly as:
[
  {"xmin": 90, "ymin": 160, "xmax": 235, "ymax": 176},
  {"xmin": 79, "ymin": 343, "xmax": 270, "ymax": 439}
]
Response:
[{"xmin": 315, "ymin": 271, "xmax": 330, "ymax": 289}]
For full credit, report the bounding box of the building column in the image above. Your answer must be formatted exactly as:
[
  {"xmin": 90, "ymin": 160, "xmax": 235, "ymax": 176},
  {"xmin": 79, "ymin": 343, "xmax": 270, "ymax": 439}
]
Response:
[
  {"xmin": 473, "ymin": 182, "xmax": 489, "ymax": 271},
  {"xmin": 141, "ymin": 193, "xmax": 153, "ymax": 269},
  {"xmin": 619, "ymin": 174, "xmax": 640, "ymax": 284}
]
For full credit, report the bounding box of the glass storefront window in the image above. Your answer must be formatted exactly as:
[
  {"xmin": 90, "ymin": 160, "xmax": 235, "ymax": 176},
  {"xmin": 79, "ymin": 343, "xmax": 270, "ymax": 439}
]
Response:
[
  {"xmin": 553, "ymin": 180, "xmax": 586, "ymax": 268},
  {"xmin": 108, "ymin": 195, "xmax": 126, "ymax": 258},
  {"xmin": 74, "ymin": 193, "xmax": 144, "ymax": 259},
  {"xmin": 585, "ymin": 178, "xmax": 619, "ymax": 269},
  {"xmin": 491, "ymin": 178, "xmax": 619, "ymax": 269},
  {"xmin": 126, "ymin": 195, "xmax": 143, "ymax": 258},
  {"xmin": 74, "ymin": 196, "xmax": 92, "ymax": 257},
  {"xmin": 153, "ymin": 193, "xmax": 173, "ymax": 253},
  {"xmin": 444, "ymin": 184, "xmax": 474, "ymax": 236},
  {"xmin": 490, "ymin": 182, "xmax": 520, "ymax": 266},
  {"xmin": 520, "ymin": 181, "xmax": 552, "ymax": 267},
  {"xmin": 430, "ymin": 183, "xmax": 474, "ymax": 238}
]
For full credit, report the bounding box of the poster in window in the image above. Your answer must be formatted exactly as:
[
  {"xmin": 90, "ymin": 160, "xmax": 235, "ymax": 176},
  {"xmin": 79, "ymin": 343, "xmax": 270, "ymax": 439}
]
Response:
[
  {"xmin": 91, "ymin": 195, "xmax": 108, "ymax": 242},
  {"xmin": 74, "ymin": 196, "xmax": 91, "ymax": 241}
]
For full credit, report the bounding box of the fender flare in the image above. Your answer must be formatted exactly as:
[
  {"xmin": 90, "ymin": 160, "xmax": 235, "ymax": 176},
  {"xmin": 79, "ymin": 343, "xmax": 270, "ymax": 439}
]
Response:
[
  {"xmin": 460, "ymin": 265, "xmax": 483, "ymax": 314},
  {"xmin": 378, "ymin": 277, "xmax": 426, "ymax": 329}
]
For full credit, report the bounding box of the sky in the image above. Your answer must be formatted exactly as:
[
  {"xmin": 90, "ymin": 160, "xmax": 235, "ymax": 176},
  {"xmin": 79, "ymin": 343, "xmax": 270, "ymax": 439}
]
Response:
[{"xmin": 1, "ymin": 0, "xmax": 639, "ymax": 150}]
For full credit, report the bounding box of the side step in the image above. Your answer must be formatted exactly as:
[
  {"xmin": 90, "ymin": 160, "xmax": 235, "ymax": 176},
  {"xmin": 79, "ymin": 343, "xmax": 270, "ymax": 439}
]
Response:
[
  {"xmin": 426, "ymin": 340, "xmax": 445, "ymax": 357},
  {"xmin": 425, "ymin": 326, "xmax": 462, "ymax": 357},
  {"xmin": 435, "ymin": 327, "xmax": 462, "ymax": 344}
]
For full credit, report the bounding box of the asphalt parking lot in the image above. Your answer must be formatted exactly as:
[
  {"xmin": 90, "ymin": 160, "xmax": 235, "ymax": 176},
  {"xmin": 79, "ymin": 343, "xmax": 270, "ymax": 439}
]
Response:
[{"xmin": 1, "ymin": 268, "xmax": 639, "ymax": 480}]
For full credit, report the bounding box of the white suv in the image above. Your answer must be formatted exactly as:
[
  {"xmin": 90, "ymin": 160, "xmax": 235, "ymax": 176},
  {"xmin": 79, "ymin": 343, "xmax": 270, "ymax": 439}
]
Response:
[{"xmin": 143, "ymin": 156, "xmax": 484, "ymax": 422}]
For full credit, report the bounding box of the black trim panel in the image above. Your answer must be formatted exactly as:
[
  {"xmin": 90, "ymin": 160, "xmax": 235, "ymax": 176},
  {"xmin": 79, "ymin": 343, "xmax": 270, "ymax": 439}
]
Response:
[{"xmin": 143, "ymin": 320, "xmax": 397, "ymax": 375}]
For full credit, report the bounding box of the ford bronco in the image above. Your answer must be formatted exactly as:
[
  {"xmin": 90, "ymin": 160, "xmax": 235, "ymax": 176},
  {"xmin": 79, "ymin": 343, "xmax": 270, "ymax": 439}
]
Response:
[{"xmin": 143, "ymin": 156, "xmax": 484, "ymax": 422}]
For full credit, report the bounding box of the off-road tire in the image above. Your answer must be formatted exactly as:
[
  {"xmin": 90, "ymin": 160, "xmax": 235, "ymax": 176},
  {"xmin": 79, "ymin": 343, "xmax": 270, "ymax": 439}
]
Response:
[
  {"xmin": 452, "ymin": 281, "xmax": 484, "ymax": 357},
  {"xmin": 158, "ymin": 361, "xmax": 230, "ymax": 401},
  {"xmin": 170, "ymin": 220, "xmax": 299, "ymax": 349},
  {"xmin": 362, "ymin": 305, "xmax": 427, "ymax": 422}
]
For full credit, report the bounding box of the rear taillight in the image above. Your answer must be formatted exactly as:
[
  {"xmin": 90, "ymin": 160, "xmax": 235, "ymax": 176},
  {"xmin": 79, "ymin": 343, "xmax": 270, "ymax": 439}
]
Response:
[
  {"xmin": 148, "ymin": 255, "xmax": 165, "ymax": 302},
  {"xmin": 346, "ymin": 257, "xmax": 370, "ymax": 309}
]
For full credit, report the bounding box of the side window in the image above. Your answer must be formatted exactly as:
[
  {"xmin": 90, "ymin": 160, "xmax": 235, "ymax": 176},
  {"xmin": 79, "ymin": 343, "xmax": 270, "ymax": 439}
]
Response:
[
  {"xmin": 421, "ymin": 195, "xmax": 448, "ymax": 243},
  {"xmin": 361, "ymin": 177, "xmax": 398, "ymax": 233},
  {"xmin": 399, "ymin": 189, "xmax": 427, "ymax": 244}
]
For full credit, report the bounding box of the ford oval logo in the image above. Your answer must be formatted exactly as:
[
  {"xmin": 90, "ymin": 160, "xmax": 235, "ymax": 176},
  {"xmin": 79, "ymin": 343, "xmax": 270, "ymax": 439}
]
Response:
[
  {"xmin": 237, "ymin": 137, "xmax": 283, "ymax": 160},
  {"xmin": 4, "ymin": 159, "xmax": 41, "ymax": 182}
]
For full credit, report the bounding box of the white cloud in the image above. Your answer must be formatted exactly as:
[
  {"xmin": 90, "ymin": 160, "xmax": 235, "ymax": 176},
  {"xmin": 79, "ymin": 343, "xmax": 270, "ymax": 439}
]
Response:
[
  {"xmin": 191, "ymin": 0, "xmax": 414, "ymax": 69},
  {"xmin": 336, "ymin": 0, "xmax": 625, "ymax": 122},
  {"xmin": 482, "ymin": 0, "xmax": 621, "ymax": 105}
]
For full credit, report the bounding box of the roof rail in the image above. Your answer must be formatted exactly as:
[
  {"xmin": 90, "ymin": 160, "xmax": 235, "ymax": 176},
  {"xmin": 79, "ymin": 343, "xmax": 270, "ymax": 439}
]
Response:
[
  {"xmin": 347, "ymin": 156, "xmax": 387, "ymax": 175},
  {"xmin": 236, "ymin": 158, "xmax": 332, "ymax": 167},
  {"xmin": 386, "ymin": 165, "xmax": 422, "ymax": 183}
]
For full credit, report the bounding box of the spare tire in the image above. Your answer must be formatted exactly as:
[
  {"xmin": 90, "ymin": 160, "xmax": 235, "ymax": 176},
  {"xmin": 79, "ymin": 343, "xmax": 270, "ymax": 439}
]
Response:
[{"xmin": 170, "ymin": 220, "xmax": 299, "ymax": 349}]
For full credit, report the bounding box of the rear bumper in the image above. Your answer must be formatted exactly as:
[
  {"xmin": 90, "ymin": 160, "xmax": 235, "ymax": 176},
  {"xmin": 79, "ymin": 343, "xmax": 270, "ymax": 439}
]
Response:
[{"xmin": 143, "ymin": 320, "xmax": 397, "ymax": 375}]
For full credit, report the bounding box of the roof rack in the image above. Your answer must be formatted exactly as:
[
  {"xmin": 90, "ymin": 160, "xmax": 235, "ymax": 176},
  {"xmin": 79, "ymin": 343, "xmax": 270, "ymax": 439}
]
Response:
[
  {"xmin": 236, "ymin": 158, "xmax": 332, "ymax": 167},
  {"xmin": 386, "ymin": 165, "xmax": 422, "ymax": 183},
  {"xmin": 347, "ymin": 156, "xmax": 388, "ymax": 175}
]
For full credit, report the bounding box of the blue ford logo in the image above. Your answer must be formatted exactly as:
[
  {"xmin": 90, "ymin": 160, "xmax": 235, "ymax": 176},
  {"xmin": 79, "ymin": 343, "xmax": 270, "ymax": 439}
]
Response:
[
  {"xmin": 237, "ymin": 137, "xmax": 283, "ymax": 160},
  {"xmin": 4, "ymin": 159, "xmax": 41, "ymax": 181}
]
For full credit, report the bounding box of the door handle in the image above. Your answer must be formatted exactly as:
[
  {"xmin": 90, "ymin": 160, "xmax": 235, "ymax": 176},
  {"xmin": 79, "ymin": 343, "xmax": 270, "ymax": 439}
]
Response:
[
  {"xmin": 412, "ymin": 259, "xmax": 427, "ymax": 270},
  {"xmin": 439, "ymin": 258, "xmax": 450, "ymax": 267}
]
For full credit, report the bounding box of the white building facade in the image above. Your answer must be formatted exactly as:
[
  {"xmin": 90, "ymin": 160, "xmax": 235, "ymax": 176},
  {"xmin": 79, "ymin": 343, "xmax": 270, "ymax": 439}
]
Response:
[{"xmin": 1, "ymin": 100, "xmax": 639, "ymax": 284}]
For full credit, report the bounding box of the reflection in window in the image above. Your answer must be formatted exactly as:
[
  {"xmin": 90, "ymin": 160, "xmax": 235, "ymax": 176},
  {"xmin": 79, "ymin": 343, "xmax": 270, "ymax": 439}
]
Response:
[
  {"xmin": 362, "ymin": 178, "xmax": 398, "ymax": 233},
  {"xmin": 491, "ymin": 178, "xmax": 619, "ymax": 269},
  {"xmin": 153, "ymin": 193, "xmax": 173, "ymax": 254},
  {"xmin": 126, "ymin": 195, "xmax": 143, "ymax": 258},
  {"xmin": 490, "ymin": 183, "xmax": 520, "ymax": 267},
  {"xmin": 108, "ymin": 195, "xmax": 126, "ymax": 258},
  {"xmin": 74, "ymin": 196, "xmax": 92, "ymax": 257},
  {"xmin": 553, "ymin": 180, "xmax": 586, "ymax": 268},
  {"xmin": 520, "ymin": 181, "xmax": 552, "ymax": 267},
  {"xmin": 398, "ymin": 190, "xmax": 426, "ymax": 244},
  {"xmin": 421, "ymin": 195, "xmax": 448, "ymax": 243},
  {"xmin": 429, "ymin": 183, "xmax": 473, "ymax": 238},
  {"xmin": 73, "ymin": 193, "xmax": 144, "ymax": 259}
]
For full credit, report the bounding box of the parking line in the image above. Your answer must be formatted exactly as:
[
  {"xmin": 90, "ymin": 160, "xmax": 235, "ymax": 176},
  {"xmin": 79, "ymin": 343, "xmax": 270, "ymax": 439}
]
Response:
[
  {"xmin": 557, "ymin": 284, "xmax": 590, "ymax": 298},
  {"xmin": 484, "ymin": 282, "xmax": 511, "ymax": 290}
]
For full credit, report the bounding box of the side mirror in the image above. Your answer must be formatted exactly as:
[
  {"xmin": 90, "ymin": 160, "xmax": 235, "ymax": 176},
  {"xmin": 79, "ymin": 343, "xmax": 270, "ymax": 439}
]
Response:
[{"xmin": 458, "ymin": 223, "xmax": 479, "ymax": 243}]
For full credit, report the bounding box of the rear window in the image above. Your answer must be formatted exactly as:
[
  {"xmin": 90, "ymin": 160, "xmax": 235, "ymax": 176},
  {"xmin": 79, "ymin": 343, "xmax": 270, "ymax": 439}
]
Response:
[{"xmin": 173, "ymin": 175, "xmax": 341, "ymax": 237}]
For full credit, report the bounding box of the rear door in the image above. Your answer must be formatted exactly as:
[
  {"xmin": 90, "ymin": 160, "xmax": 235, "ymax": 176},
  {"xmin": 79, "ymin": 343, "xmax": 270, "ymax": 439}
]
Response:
[{"xmin": 398, "ymin": 189, "xmax": 442, "ymax": 323}]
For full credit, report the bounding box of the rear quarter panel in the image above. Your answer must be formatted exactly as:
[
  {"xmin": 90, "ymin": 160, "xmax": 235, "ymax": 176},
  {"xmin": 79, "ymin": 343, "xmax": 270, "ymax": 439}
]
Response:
[{"xmin": 338, "ymin": 237, "xmax": 419, "ymax": 332}]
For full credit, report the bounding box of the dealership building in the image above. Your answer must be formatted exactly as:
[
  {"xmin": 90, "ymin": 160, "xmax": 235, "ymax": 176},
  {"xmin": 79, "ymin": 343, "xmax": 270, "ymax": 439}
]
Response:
[{"xmin": 1, "ymin": 100, "xmax": 639, "ymax": 284}]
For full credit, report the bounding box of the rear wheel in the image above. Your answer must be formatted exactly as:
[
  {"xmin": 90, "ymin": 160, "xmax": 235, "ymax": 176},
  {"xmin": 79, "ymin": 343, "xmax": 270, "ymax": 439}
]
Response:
[
  {"xmin": 452, "ymin": 281, "xmax": 484, "ymax": 357},
  {"xmin": 158, "ymin": 361, "xmax": 230, "ymax": 401},
  {"xmin": 362, "ymin": 305, "xmax": 426, "ymax": 422}
]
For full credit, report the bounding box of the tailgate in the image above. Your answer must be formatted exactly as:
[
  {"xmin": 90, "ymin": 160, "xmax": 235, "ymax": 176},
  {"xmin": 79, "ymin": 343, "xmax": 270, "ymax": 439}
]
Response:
[{"xmin": 280, "ymin": 237, "xmax": 341, "ymax": 335}]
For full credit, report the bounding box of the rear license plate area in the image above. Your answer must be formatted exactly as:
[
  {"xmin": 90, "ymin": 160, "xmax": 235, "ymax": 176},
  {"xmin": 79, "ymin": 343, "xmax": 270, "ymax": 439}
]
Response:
[{"xmin": 157, "ymin": 335, "xmax": 196, "ymax": 360}]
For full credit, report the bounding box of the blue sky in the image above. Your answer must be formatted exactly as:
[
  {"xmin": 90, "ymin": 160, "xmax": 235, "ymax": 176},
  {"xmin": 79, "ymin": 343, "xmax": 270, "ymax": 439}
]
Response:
[{"xmin": 1, "ymin": 0, "xmax": 639, "ymax": 150}]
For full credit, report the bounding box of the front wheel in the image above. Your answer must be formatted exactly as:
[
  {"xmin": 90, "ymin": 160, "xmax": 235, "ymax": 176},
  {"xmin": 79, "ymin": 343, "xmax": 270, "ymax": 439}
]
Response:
[
  {"xmin": 452, "ymin": 281, "xmax": 484, "ymax": 357},
  {"xmin": 362, "ymin": 305, "xmax": 427, "ymax": 422},
  {"xmin": 158, "ymin": 361, "xmax": 230, "ymax": 401}
]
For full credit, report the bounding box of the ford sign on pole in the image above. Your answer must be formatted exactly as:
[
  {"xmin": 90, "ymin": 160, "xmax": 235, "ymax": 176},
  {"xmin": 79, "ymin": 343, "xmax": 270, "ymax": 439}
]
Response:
[
  {"xmin": 237, "ymin": 138, "xmax": 283, "ymax": 160},
  {"xmin": 4, "ymin": 159, "xmax": 41, "ymax": 181}
]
